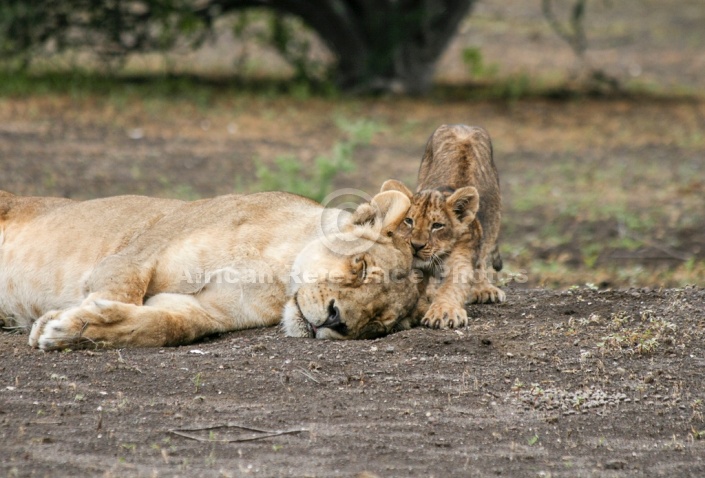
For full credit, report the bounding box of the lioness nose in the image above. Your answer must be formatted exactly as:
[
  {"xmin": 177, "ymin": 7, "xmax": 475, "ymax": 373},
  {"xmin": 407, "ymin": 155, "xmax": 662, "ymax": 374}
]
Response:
[
  {"xmin": 321, "ymin": 300, "xmax": 341, "ymax": 328},
  {"xmin": 411, "ymin": 241, "xmax": 426, "ymax": 254}
]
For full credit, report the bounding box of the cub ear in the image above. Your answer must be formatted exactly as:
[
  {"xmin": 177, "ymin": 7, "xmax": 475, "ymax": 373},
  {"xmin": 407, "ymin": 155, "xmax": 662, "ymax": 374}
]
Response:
[
  {"xmin": 380, "ymin": 179, "xmax": 413, "ymax": 198},
  {"xmin": 446, "ymin": 186, "xmax": 479, "ymax": 224},
  {"xmin": 350, "ymin": 190, "xmax": 410, "ymax": 234}
]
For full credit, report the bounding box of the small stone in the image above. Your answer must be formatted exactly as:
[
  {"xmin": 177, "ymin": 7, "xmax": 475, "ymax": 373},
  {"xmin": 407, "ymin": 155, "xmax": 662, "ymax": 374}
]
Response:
[{"xmin": 605, "ymin": 460, "xmax": 627, "ymax": 470}]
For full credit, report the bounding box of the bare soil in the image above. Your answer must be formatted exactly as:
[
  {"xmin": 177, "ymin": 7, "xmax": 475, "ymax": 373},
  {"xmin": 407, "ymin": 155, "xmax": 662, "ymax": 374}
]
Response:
[{"xmin": 2, "ymin": 287, "xmax": 704, "ymax": 477}]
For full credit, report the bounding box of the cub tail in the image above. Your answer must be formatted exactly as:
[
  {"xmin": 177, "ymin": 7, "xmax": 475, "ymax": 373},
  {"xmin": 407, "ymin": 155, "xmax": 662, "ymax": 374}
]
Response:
[{"xmin": 490, "ymin": 244, "xmax": 503, "ymax": 272}]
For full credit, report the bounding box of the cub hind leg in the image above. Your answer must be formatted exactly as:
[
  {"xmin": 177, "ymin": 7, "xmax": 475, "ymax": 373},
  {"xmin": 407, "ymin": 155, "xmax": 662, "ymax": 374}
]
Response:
[{"xmin": 468, "ymin": 261, "xmax": 506, "ymax": 304}]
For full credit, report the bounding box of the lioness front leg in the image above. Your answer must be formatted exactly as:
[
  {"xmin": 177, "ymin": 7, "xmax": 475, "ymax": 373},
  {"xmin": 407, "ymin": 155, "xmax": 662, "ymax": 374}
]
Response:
[{"xmin": 28, "ymin": 294, "xmax": 229, "ymax": 350}]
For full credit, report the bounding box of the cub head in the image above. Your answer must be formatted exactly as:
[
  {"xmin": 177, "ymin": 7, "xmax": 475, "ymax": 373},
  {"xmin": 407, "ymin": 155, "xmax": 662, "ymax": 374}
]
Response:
[
  {"xmin": 282, "ymin": 190, "xmax": 420, "ymax": 340},
  {"xmin": 380, "ymin": 179, "xmax": 479, "ymax": 269}
]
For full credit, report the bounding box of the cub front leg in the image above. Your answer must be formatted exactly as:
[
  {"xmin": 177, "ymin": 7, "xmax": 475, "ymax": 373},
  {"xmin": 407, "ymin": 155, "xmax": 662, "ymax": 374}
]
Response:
[
  {"xmin": 421, "ymin": 299, "xmax": 468, "ymax": 329},
  {"xmin": 420, "ymin": 259, "xmax": 472, "ymax": 330},
  {"xmin": 29, "ymin": 295, "xmax": 228, "ymax": 350}
]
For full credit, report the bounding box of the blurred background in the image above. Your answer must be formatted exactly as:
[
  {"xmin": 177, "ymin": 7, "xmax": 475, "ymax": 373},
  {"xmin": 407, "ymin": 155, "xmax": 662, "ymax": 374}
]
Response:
[{"xmin": 0, "ymin": 0, "xmax": 703, "ymax": 288}]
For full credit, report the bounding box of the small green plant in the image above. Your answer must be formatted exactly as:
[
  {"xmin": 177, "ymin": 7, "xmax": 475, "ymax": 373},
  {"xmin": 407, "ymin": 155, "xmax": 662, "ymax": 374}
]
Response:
[
  {"xmin": 527, "ymin": 434, "xmax": 540, "ymax": 446},
  {"xmin": 598, "ymin": 309, "xmax": 677, "ymax": 355},
  {"xmin": 120, "ymin": 443, "xmax": 137, "ymax": 452},
  {"xmin": 248, "ymin": 117, "xmax": 382, "ymax": 202},
  {"xmin": 205, "ymin": 449, "xmax": 217, "ymax": 467},
  {"xmin": 492, "ymin": 73, "xmax": 531, "ymax": 102},
  {"xmin": 192, "ymin": 372, "xmax": 203, "ymax": 393},
  {"xmin": 461, "ymin": 47, "xmax": 498, "ymax": 79}
]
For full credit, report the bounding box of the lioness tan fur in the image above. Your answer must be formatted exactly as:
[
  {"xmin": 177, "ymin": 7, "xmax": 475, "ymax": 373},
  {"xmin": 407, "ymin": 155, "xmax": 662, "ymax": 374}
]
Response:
[
  {"xmin": 0, "ymin": 190, "xmax": 419, "ymax": 350},
  {"xmin": 382, "ymin": 124, "xmax": 505, "ymax": 329}
]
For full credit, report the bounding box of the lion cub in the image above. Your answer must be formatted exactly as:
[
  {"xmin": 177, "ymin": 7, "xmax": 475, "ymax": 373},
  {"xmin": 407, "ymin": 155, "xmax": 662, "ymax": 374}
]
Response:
[{"xmin": 382, "ymin": 124, "xmax": 505, "ymax": 329}]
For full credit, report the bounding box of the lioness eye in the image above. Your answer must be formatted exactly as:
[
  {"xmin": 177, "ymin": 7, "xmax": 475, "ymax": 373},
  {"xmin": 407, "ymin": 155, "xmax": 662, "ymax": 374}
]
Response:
[
  {"xmin": 403, "ymin": 217, "xmax": 414, "ymax": 227},
  {"xmin": 353, "ymin": 256, "xmax": 367, "ymax": 280},
  {"xmin": 432, "ymin": 222, "xmax": 445, "ymax": 231}
]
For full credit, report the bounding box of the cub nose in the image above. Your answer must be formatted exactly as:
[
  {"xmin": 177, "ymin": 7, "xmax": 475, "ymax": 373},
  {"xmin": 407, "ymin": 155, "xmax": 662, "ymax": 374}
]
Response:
[
  {"xmin": 321, "ymin": 300, "xmax": 341, "ymax": 328},
  {"xmin": 411, "ymin": 241, "xmax": 426, "ymax": 254}
]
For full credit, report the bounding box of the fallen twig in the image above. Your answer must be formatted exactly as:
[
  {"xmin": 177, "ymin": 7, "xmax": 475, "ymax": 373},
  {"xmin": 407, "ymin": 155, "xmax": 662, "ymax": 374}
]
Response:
[
  {"xmin": 116, "ymin": 350, "xmax": 144, "ymax": 374},
  {"xmin": 296, "ymin": 367, "xmax": 320, "ymax": 383},
  {"xmin": 168, "ymin": 423, "xmax": 308, "ymax": 443}
]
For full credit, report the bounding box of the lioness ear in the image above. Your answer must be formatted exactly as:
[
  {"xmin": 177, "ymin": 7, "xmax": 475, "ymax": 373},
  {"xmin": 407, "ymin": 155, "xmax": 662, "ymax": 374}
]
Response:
[
  {"xmin": 446, "ymin": 186, "xmax": 479, "ymax": 224},
  {"xmin": 351, "ymin": 191, "xmax": 410, "ymax": 233},
  {"xmin": 350, "ymin": 203, "xmax": 376, "ymax": 227},
  {"xmin": 371, "ymin": 190, "xmax": 411, "ymax": 233},
  {"xmin": 380, "ymin": 179, "xmax": 413, "ymax": 198}
]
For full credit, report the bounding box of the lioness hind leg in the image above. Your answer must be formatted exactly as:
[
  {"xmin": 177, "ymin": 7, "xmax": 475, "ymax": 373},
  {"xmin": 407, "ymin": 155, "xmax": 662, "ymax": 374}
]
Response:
[{"xmin": 29, "ymin": 295, "xmax": 230, "ymax": 350}]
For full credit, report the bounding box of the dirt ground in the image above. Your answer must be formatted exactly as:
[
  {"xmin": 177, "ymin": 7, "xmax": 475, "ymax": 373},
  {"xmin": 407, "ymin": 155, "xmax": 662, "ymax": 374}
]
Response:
[
  {"xmin": 2, "ymin": 287, "xmax": 704, "ymax": 477},
  {"xmin": 2, "ymin": 1, "xmax": 705, "ymax": 476}
]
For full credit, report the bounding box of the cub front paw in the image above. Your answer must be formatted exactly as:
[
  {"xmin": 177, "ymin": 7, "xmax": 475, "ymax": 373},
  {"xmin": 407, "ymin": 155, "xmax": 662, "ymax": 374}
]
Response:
[
  {"xmin": 469, "ymin": 284, "xmax": 506, "ymax": 304},
  {"xmin": 421, "ymin": 302, "xmax": 468, "ymax": 329}
]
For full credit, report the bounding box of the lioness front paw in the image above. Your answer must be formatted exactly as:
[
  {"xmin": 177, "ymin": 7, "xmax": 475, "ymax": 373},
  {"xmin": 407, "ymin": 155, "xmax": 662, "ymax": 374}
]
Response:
[
  {"xmin": 28, "ymin": 310, "xmax": 62, "ymax": 348},
  {"xmin": 28, "ymin": 305, "xmax": 103, "ymax": 351},
  {"xmin": 469, "ymin": 284, "xmax": 506, "ymax": 304},
  {"xmin": 421, "ymin": 302, "xmax": 468, "ymax": 329}
]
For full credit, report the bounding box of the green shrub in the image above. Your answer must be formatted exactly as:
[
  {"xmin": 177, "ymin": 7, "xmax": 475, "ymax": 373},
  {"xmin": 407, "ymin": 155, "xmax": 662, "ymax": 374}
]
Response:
[{"xmin": 249, "ymin": 118, "xmax": 381, "ymax": 202}]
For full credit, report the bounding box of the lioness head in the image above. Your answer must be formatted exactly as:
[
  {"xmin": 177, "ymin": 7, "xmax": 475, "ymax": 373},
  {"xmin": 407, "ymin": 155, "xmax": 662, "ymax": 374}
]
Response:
[
  {"xmin": 380, "ymin": 179, "xmax": 479, "ymax": 270},
  {"xmin": 282, "ymin": 191, "xmax": 419, "ymax": 340}
]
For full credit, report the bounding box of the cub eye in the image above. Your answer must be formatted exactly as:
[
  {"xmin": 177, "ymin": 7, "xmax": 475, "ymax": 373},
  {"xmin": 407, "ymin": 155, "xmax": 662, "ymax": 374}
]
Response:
[
  {"xmin": 403, "ymin": 217, "xmax": 414, "ymax": 227},
  {"xmin": 431, "ymin": 222, "xmax": 445, "ymax": 231}
]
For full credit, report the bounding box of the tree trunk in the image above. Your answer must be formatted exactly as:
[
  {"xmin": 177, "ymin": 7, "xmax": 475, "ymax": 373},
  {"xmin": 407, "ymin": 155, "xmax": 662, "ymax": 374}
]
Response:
[{"xmin": 216, "ymin": 0, "xmax": 477, "ymax": 93}]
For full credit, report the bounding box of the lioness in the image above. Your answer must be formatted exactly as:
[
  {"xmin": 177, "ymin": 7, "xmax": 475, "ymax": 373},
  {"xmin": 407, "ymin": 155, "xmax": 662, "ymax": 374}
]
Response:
[
  {"xmin": 382, "ymin": 124, "xmax": 505, "ymax": 329},
  {"xmin": 0, "ymin": 189, "xmax": 419, "ymax": 350}
]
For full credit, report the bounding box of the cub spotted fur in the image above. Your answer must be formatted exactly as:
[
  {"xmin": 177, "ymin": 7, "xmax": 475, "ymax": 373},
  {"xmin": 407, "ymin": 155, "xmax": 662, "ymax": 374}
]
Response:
[
  {"xmin": 382, "ymin": 124, "xmax": 505, "ymax": 329},
  {"xmin": 0, "ymin": 190, "xmax": 419, "ymax": 349}
]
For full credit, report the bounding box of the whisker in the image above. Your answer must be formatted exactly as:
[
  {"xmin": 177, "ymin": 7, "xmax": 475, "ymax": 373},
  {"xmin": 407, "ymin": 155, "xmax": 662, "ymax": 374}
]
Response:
[{"xmin": 430, "ymin": 253, "xmax": 443, "ymax": 276}]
